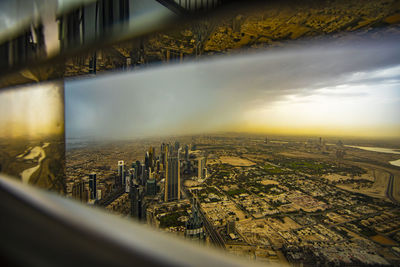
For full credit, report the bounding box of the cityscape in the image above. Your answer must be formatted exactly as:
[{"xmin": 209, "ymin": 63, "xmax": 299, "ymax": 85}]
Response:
[
  {"xmin": 1, "ymin": 0, "xmax": 400, "ymax": 266},
  {"xmin": 66, "ymin": 134, "xmax": 400, "ymax": 265},
  {"xmin": 64, "ymin": 17, "xmax": 400, "ymax": 264}
]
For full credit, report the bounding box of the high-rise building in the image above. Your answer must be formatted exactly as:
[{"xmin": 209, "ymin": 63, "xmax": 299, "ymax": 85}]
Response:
[
  {"xmin": 118, "ymin": 160, "xmax": 125, "ymax": 186},
  {"xmin": 125, "ymin": 170, "xmax": 132, "ymax": 193},
  {"xmin": 184, "ymin": 144, "xmax": 189, "ymax": 161},
  {"xmin": 185, "ymin": 197, "xmax": 205, "ymax": 242},
  {"xmin": 146, "ymin": 179, "xmax": 157, "ymax": 196},
  {"xmin": 135, "ymin": 160, "xmax": 141, "ymax": 180},
  {"xmin": 88, "ymin": 173, "xmax": 97, "ymax": 200},
  {"xmin": 143, "ymin": 169, "xmax": 149, "ymax": 187},
  {"xmin": 197, "ymin": 157, "xmax": 206, "ymax": 179},
  {"xmin": 72, "ymin": 180, "xmax": 85, "ymax": 202},
  {"xmin": 129, "ymin": 176, "xmax": 146, "ymax": 220},
  {"xmin": 131, "ymin": 186, "xmax": 146, "ymax": 221},
  {"xmin": 148, "ymin": 146, "xmax": 155, "ymax": 171},
  {"xmin": 155, "ymin": 159, "xmax": 160, "ymax": 173},
  {"xmin": 138, "ymin": 187, "xmax": 146, "ymax": 221},
  {"xmin": 141, "ymin": 163, "xmax": 146, "ymax": 185},
  {"xmin": 82, "ymin": 188, "xmax": 89, "ymax": 203},
  {"xmin": 118, "ymin": 160, "xmax": 124, "ymax": 175},
  {"xmin": 160, "ymin": 143, "xmax": 166, "ymax": 167},
  {"xmin": 162, "ymin": 144, "xmax": 169, "ymax": 179},
  {"xmin": 174, "ymin": 141, "xmax": 180, "ymax": 152},
  {"xmin": 144, "ymin": 152, "xmax": 150, "ymax": 171},
  {"xmin": 114, "ymin": 173, "xmax": 121, "ymax": 188},
  {"xmin": 164, "ymin": 151, "xmax": 180, "ymax": 202},
  {"xmin": 130, "ymin": 182, "xmax": 139, "ymax": 218}
]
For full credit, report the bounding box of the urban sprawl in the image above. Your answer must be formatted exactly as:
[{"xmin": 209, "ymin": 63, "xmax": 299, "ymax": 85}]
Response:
[{"xmin": 66, "ymin": 135, "xmax": 400, "ymax": 266}]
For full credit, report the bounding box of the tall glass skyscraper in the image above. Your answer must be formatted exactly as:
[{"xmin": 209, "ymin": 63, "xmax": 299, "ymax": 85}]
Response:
[
  {"xmin": 164, "ymin": 151, "xmax": 180, "ymax": 202},
  {"xmin": 88, "ymin": 173, "xmax": 97, "ymax": 200},
  {"xmin": 118, "ymin": 160, "xmax": 125, "ymax": 186}
]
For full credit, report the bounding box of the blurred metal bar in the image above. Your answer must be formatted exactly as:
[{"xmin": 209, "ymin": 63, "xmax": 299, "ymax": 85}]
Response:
[
  {"xmin": 0, "ymin": 0, "xmax": 178, "ymax": 84},
  {"xmin": 0, "ymin": 174, "xmax": 273, "ymax": 267},
  {"xmin": 156, "ymin": 0, "xmax": 188, "ymax": 15}
]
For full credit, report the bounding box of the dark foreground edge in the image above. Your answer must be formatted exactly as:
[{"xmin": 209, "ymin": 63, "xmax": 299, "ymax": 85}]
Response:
[{"xmin": 0, "ymin": 174, "xmax": 279, "ymax": 267}]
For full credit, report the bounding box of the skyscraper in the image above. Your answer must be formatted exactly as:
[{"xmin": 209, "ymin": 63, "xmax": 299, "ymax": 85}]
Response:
[
  {"xmin": 126, "ymin": 169, "xmax": 133, "ymax": 193},
  {"xmin": 144, "ymin": 152, "xmax": 150, "ymax": 171},
  {"xmin": 88, "ymin": 173, "xmax": 97, "ymax": 200},
  {"xmin": 164, "ymin": 150, "xmax": 180, "ymax": 202},
  {"xmin": 143, "ymin": 169, "xmax": 149, "ymax": 187},
  {"xmin": 146, "ymin": 179, "xmax": 157, "ymax": 196},
  {"xmin": 135, "ymin": 160, "xmax": 141, "ymax": 180},
  {"xmin": 138, "ymin": 187, "xmax": 146, "ymax": 221},
  {"xmin": 185, "ymin": 197, "xmax": 205, "ymax": 242},
  {"xmin": 162, "ymin": 143, "xmax": 169, "ymax": 179},
  {"xmin": 148, "ymin": 146, "xmax": 155, "ymax": 171},
  {"xmin": 160, "ymin": 143, "xmax": 166, "ymax": 166},
  {"xmin": 72, "ymin": 180, "xmax": 85, "ymax": 202},
  {"xmin": 141, "ymin": 163, "xmax": 145, "ymax": 185},
  {"xmin": 184, "ymin": 144, "xmax": 189, "ymax": 161},
  {"xmin": 197, "ymin": 157, "xmax": 206, "ymax": 179},
  {"xmin": 130, "ymin": 182, "xmax": 139, "ymax": 218},
  {"xmin": 118, "ymin": 160, "xmax": 125, "ymax": 186},
  {"xmin": 174, "ymin": 141, "xmax": 180, "ymax": 152}
]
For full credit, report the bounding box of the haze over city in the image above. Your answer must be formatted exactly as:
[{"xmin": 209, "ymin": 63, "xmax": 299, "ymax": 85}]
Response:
[
  {"xmin": 0, "ymin": 82, "xmax": 64, "ymax": 139},
  {"xmin": 65, "ymin": 36, "xmax": 400, "ymax": 140}
]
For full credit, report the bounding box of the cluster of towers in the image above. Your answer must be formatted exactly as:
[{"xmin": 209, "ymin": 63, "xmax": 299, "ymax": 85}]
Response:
[
  {"xmin": 113, "ymin": 141, "xmax": 186, "ymax": 220},
  {"xmin": 115, "ymin": 156, "xmax": 159, "ymax": 221},
  {"xmin": 71, "ymin": 173, "xmax": 99, "ymax": 203},
  {"xmin": 72, "ymin": 141, "xmax": 208, "ymax": 223}
]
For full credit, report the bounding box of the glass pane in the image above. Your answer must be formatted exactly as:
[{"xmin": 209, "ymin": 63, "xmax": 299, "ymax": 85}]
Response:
[
  {"xmin": 65, "ymin": 29, "xmax": 400, "ymax": 265},
  {"xmin": 0, "ymin": 81, "xmax": 65, "ymax": 193}
]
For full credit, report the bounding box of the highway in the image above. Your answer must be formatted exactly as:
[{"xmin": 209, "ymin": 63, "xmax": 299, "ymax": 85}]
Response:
[
  {"xmin": 182, "ymin": 185, "xmax": 225, "ymax": 249},
  {"xmin": 386, "ymin": 172, "xmax": 400, "ymax": 206},
  {"xmin": 195, "ymin": 196, "xmax": 226, "ymax": 249}
]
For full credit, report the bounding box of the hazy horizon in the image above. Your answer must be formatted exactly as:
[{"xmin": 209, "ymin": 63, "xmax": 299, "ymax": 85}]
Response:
[
  {"xmin": 65, "ymin": 35, "xmax": 400, "ymax": 141},
  {"xmin": 0, "ymin": 81, "xmax": 65, "ymax": 139}
]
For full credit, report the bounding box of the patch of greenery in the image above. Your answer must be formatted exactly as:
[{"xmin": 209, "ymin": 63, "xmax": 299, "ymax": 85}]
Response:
[
  {"xmin": 286, "ymin": 161, "xmax": 328, "ymax": 171},
  {"xmin": 226, "ymin": 187, "xmax": 248, "ymax": 197},
  {"xmin": 206, "ymin": 186, "xmax": 223, "ymax": 196},
  {"xmin": 159, "ymin": 211, "xmax": 187, "ymax": 228},
  {"xmin": 263, "ymin": 165, "xmax": 286, "ymax": 174},
  {"xmin": 248, "ymin": 182, "xmax": 281, "ymax": 195}
]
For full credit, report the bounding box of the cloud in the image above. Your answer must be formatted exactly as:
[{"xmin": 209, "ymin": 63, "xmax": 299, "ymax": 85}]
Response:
[{"xmin": 65, "ymin": 34, "xmax": 400, "ymax": 140}]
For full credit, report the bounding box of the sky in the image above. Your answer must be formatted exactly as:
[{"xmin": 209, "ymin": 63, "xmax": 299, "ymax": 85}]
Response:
[
  {"xmin": 65, "ymin": 35, "xmax": 400, "ymax": 141},
  {"xmin": 0, "ymin": 81, "xmax": 64, "ymax": 139}
]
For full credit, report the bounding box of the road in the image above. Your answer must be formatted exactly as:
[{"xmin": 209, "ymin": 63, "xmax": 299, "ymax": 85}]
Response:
[
  {"xmin": 182, "ymin": 186, "xmax": 225, "ymax": 248},
  {"xmin": 196, "ymin": 198, "xmax": 226, "ymax": 249},
  {"xmin": 386, "ymin": 172, "xmax": 400, "ymax": 206}
]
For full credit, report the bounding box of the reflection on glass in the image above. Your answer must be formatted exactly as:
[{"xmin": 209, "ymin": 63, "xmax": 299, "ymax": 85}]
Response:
[
  {"xmin": 0, "ymin": 81, "xmax": 65, "ymax": 193},
  {"xmin": 0, "ymin": 0, "xmax": 175, "ymax": 73},
  {"xmin": 65, "ymin": 32, "xmax": 400, "ymax": 265}
]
